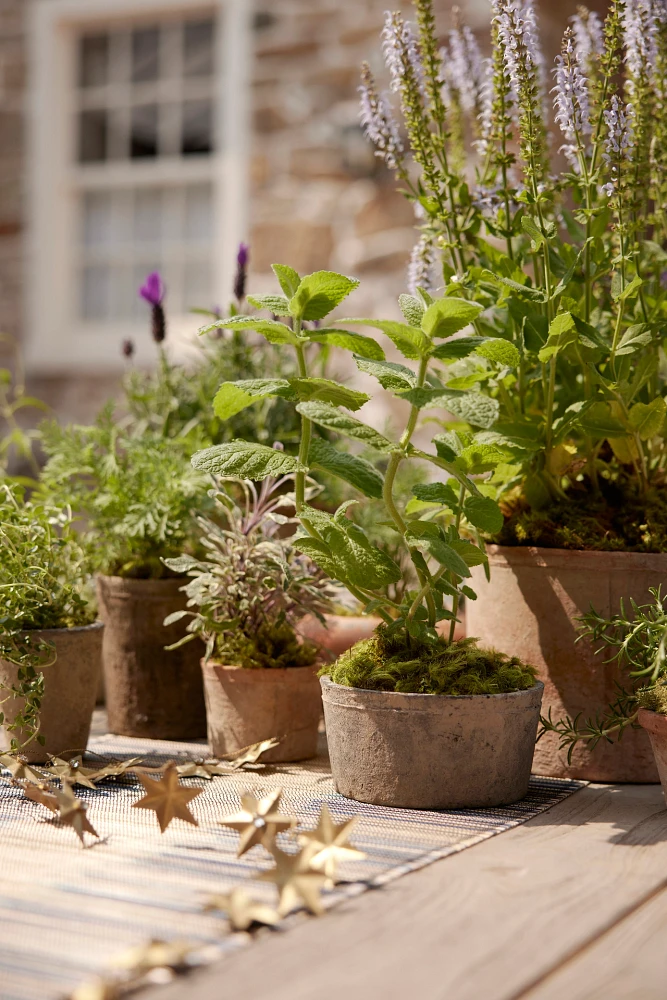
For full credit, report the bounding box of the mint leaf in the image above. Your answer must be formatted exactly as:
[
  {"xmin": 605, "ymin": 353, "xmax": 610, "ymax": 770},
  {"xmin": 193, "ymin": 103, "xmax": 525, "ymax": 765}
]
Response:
[
  {"xmin": 213, "ymin": 378, "xmax": 293, "ymax": 419},
  {"xmin": 414, "ymin": 536, "xmax": 471, "ymax": 578},
  {"xmin": 421, "ymin": 298, "xmax": 483, "ymax": 339},
  {"xmin": 412, "ymin": 482, "xmax": 460, "ymax": 508},
  {"xmin": 578, "ymin": 402, "xmax": 627, "ymax": 438},
  {"xmin": 308, "ymin": 437, "xmax": 383, "ymax": 498},
  {"xmin": 521, "ymin": 216, "xmax": 545, "ymax": 249},
  {"xmin": 628, "ymin": 397, "xmax": 666, "ymax": 439},
  {"xmin": 449, "ymin": 539, "xmax": 488, "ymax": 567},
  {"xmin": 295, "ymin": 513, "xmax": 401, "ymax": 589},
  {"xmin": 538, "ymin": 312, "xmax": 577, "ymax": 362},
  {"xmin": 463, "ymin": 495, "xmax": 504, "ymax": 533},
  {"xmin": 198, "ymin": 316, "xmax": 299, "ymax": 346},
  {"xmin": 616, "ymin": 324, "xmax": 653, "ymax": 356},
  {"xmin": 442, "ymin": 392, "xmax": 500, "ymax": 429},
  {"xmin": 354, "ymin": 356, "xmax": 417, "ymax": 392},
  {"xmin": 474, "ymin": 338, "xmax": 521, "ymax": 367},
  {"xmin": 339, "ymin": 319, "xmax": 429, "ymax": 359},
  {"xmin": 398, "ymin": 293, "xmax": 425, "ymax": 326},
  {"xmin": 272, "ymin": 263, "xmax": 301, "ymax": 298},
  {"xmin": 289, "ymin": 271, "xmax": 359, "ymax": 321},
  {"xmin": 289, "ymin": 377, "xmax": 369, "ymax": 411},
  {"xmin": 246, "ymin": 294, "xmax": 291, "ymax": 316},
  {"xmin": 431, "ymin": 337, "xmax": 488, "ymax": 360},
  {"xmin": 306, "ymin": 328, "xmax": 385, "ymax": 361},
  {"xmin": 192, "ymin": 442, "xmax": 300, "ymax": 480},
  {"xmin": 297, "ymin": 401, "xmax": 394, "ymax": 452}
]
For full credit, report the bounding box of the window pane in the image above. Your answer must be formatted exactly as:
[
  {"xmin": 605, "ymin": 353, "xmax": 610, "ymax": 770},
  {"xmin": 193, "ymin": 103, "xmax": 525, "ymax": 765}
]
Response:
[
  {"xmin": 184, "ymin": 185, "xmax": 213, "ymax": 241},
  {"xmin": 79, "ymin": 34, "xmax": 109, "ymax": 88},
  {"xmin": 132, "ymin": 27, "xmax": 160, "ymax": 82},
  {"xmin": 131, "ymin": 104, "xmax": 158, "ymax": 158},
  {"xmin": 183, "ymin": 20, "xmax": 214, "ymax": 77},
  {"xmin": 79, "ymin": 109, "xmax": 108, "ymax": 163},
  {"xmin": 181, "ymin": 99, "xmax": 213, "ymax": 155},
  {"xmin": 134, "ymin": 189, "xmax": 162, "ymax": 244},
  {"xmin": 184, "ymin": 259, "xmax": 212, "ymax": 309},
  {"xmin": 82, "ymin": 191, "xmax": 113, "ymax": 246},
  {"xmin": 80, "ymin": 264, "xmax": 111, "ymax": 320}
]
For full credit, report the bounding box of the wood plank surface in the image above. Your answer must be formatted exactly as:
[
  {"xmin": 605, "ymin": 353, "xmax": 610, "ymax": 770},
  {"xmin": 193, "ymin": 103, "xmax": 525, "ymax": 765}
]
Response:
[{"xmin": 144, "ymin": 783, "xmax": 667, "ymax": 1000}]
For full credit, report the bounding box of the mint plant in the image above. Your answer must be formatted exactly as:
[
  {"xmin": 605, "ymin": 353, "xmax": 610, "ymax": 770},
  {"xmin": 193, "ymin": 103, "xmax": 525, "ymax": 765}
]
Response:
[
  {"xmin": 192, "ymin": 266, "xmax": 511, "ymax": 657},
  {"xmin": 358, "ymin": 0, "xmax": 667, "ymax": 551}
]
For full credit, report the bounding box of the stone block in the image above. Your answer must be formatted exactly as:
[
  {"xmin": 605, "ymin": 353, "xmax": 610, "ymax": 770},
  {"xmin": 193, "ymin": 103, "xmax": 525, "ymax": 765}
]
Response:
[
  {"xmin": 289, "ymin": 146, "xmax": 348, "ymax": 180},
  {"xmin": 355, "ymin": 187, "xmax": 415, "ymax": 236},
  {"xmin": 250, "ymin": 221, "xmax": 334, "ymax": 274}
]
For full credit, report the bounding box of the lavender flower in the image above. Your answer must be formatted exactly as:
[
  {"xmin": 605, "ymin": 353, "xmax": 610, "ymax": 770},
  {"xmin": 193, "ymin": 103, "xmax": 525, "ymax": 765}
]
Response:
[
  {"xmin": 234, "ymin": 242, "xmax": 249, "ymax": 302},
  {"xmin": 381, "ymin": 10, "xmax": 425, "ymax": 96},
  {"xmin": 446, "ymin": 26, "xmax": 489, "ymax": 117},
  {"xmin": 623, "ymin": 0, "xmax": 659, "ymax": 85},
  {"xmin": 359, "ymin": 62, "xmax": 404, "ymax": 170},
  {"xmin": 571, "ymin": 7, "xmax": 604, "ymax": 66},
  {"xmin": 603, "ymin": 94, "xmax": 634, "ymax": 197},
  {"xmin": 407, "ymin": 233, "xmax": 436, "ymax": 294},
  {"xmin": 552, "ymin": 28, "xmax": 591, "ymax": 168},
  {"xmin": 492, "ymin": 0, "xmax": 544, "ymax": 118},
  {"xmin": 138, "ymin": 271, "xmax": 166, "ymax": 344}
]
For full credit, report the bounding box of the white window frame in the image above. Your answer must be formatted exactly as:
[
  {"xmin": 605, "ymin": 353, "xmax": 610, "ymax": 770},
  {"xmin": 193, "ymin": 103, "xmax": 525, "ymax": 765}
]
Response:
[{"xmin": 26, "ymin": 0, "xmax": 251, "ymax": 372}]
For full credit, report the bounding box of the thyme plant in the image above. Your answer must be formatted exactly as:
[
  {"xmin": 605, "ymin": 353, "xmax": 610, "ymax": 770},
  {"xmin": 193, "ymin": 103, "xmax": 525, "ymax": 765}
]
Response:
[
  {"xmin": 540, "ymin": 587, "xmax": 667, "ymax": 758},
  {"xmin": 359, "ymin": 0, "xmax": 667, "ymax": 550}
]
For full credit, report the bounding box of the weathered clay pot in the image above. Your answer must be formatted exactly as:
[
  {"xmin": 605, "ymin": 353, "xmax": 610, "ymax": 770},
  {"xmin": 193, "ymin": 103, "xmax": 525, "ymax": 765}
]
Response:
[
  {"xmin": 202, "ymin": 662, "xmax": 321, "ymax": 763},
  {"xmin": 300, "ymin": 614, "xmax": 466, "ymax": 659},
  {"xmin": 96, "ymin": 576, "xmax": 206, "ymax": 740},
  {"xmin": 321, "ymin": 676, "xmax": 544, "ymax": 809},
  {"xmin": 0, "ymin": 622, "xmax": 103, "ymax": 763},
  {"xmin": 638, "ymin": 710, "xmax": 667, "ymax": 806},
  {"xmin": 466, "ymin": 546, "xmax": 665, "ymax": 782}
]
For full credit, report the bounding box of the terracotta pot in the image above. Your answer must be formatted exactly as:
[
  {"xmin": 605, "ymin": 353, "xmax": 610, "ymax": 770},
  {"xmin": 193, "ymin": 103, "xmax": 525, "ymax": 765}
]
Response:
[
  {"xmin": 300, "ymin": 614, "xmax": 466, "ymax": 659},
  {"xmin": 466, "ymin": 545, "xmax": 665, "ymax": 782},
  {"xmin": 638, "ymin": 710, "xmax": 667, "ymax": 805},
  {"xmin": 96, "ymin": 576, "xmax": 206, "ymax": 740},
  {"xmin": 202, "ymin": 662, "xmax": 321, "ymax": 763},
  {"xmin": 321, "ymin": 676, "xmax": 544, "ymax": 809},
  {"xmin": 0, "ymin": 622, "xmax": 103, "ymax": 763}
]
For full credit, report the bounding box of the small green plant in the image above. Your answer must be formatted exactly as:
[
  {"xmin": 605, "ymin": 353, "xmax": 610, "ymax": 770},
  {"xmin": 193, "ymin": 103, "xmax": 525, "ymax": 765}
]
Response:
[
  {"xmin": 539, "ymin": 586, "xmax": 667, "ymax": 759},
  {"xmin": 0, "ymin": 484, "xmax": 93, "ymax": 750},
  {"xmin": 358, "ymin": 0, "xmax": 667, "ymax": 550},
  {"xmin": 163, "ymin": 473, "xmax": 336, "ymax": 667},
  {"xmin": 0, "ymin": 338, "xmax": 47, "ymax": 482},
  {"xmin": 190, "ymin": 265, "xmax": 532, "ymax": 692},
  {"xmin": 38, "ymin": 407, "xmax": 210, "ymax": 579}
]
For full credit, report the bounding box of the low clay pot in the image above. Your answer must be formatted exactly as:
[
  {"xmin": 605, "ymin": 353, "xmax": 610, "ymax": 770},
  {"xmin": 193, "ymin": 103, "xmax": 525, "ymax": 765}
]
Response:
[
  {"xmin": 300, "ymin": 614, "xmax": 466, "ymax": 660},
  {"xmin": 638, "ymin": 710, "xmax": 667, "ymax": 806},
  {"xmin": 321, "ymin": 676, "xmax": 544, "ymax": 809},
  {"xmin": 96, "ymin": 576, "xmax": 206, "ymax": 740},
  {"xmin": 202, "ymin": 662, "xmax": 321, "ymax": 763},
  {"xmin": 466, "ymin": 546, "xmax": 665, "ymax": 782},
  {"xmin": 0, "ymin": 622, "xmax": 103, "ymax": 763}
]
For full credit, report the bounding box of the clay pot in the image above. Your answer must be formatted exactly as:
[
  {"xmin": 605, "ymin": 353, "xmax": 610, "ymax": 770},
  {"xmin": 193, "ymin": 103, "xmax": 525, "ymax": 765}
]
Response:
[
  {"xmin": 638, "ymin": 710, "xmax": 667, "ymax": 806},
  {"xmin": 300, "ymin": 614, "xmax": 466, "ymax": 660},
  {"xmin": 96, "ymin": 576, "xmax": 206, "ymax": 740},
  {"xmin": 466, "ymin": 545, "xmax": 666, "ymax": 782},
  {"xmin": 0, "ymin": 622, "xmax": 103, "ymax": 763},
  {"xmin": 321, "ymin": 676, "xmax": 544, "ymax": 809},
  {"xmin": 202, "ymin": 662, "xmax": 321, "ymax": 763}
]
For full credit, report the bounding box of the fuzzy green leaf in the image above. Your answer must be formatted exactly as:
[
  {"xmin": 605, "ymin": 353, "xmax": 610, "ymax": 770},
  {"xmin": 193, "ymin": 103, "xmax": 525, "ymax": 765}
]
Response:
[
  {"xmin": 191, "ymin": 442, "xmax": 300, "ymax": 480},
  {"xmin": 354, "ymin": 356, "xmax": 417, "ymax": 392},
  {"xmin": 420, "ymin": 298, "xmax": 483, "ymax": 339},
  {"xmin": 398, "ymin": 293, "xmax": 425, "ymax": 326},
  {"xmin": 414, "ymin": 536, "xmax": 471, "ymax": 578},
  {"xmin": 295, "ymin": 514, "xmax": 402, "ymax": 589},
  {"xmin": 521, "ymin": 216, "xmax": 545, "ymax": 249},
  {"xmin": 456, "ymin": 443, "xmax": 507, "ymax": 474},
  {"xmin": 339, "ymin": 319, "xmax": 429, "ymax": 359},
  {"xmin": 578, "ymin": 402, "xmax": 627, "ymax": 438},
  {"xmin": 463, "ymin": 495, "xmax": 504, "ymax": 533},
  {"xmin": 213, "ymin": 379, "xmax": 293, "ymax": 420},
  {"xmin": 272, "ymin": 263, "xmax": 301, "ymax": 298},
  {"xmin": 412, "ymin": 482, "xmax": 460, "ymax": 508},
  {"xmin": 305, "ymin": 328, "xmax": 385, "ymax": 360},
  {"xmin": 616, "ymin": 324, "xmax": 653, "ymax": 356},
  {"xmin": 443, "ymin": 392, "xmax": 500, "ymax": 429},
  {"xmin": 289, "ymin": 271, "xmax": 359, "ymax": 321},
  {"xmin": 198, "ymin": 316, "xmax": 299, "ymax": 345},
  {"xmin": 308, "ymin": 437, "xmax": 383, "ymax": 498},
  {"xmin": 246, "ymin": 294, "xmax": 291, "ymax": 316},
  {"xmin": 289, "ymin": 377, "xmax": 369, "ymax": 411},
  {"xmin": 430, "ymin": 337, "xmax": 488, "ymax": 360},
  {"xmin": 628, "ymin": 397, "xmax": 666, "ymax": 440},
  {"xmin": 449, "ymin": 539, "xmax": 488, "ymax": 567},
  {"xmin": 297, "ymin": 401, "xmax": 393, "ymax": 452},
  {"xmin": 474, "ymin": 338, "xmax": 521, "ymax": 368},
  {"xmin": 537, "ymin": 312, "xmax": 577, "ymax": 362}
]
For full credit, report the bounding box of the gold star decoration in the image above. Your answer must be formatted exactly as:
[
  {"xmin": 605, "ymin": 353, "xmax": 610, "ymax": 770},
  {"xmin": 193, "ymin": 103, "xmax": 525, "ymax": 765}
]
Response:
[
  {"xmin": 299, "ymin": 804, "xmax": 366, "ymax": 884},
  {"xmin": 55, "ymin": 782, "xmax": 99, "ymax": 845},
  {"xmin": 132, "ymin": 763, "xmax": 203, "ymax": 833},
  {"xmin": 0, "ymin": 753, "xmax": 49, "ymax": 784},
  {"xmin": 87, "ymin": 757, "xmax": 144, "ymax": 781},
  {"xmin": 258, "ymin": 844, "xmax": 328, "ymax": 917},
  {"xmin": 23, "ymin": 781, "xmax": 59, "ymax": 813},
  {"xmin": 204, "ymin": 887, "xmax": 279, "ymax": 931},
  {"xmin": 47, "ymin": 756, "xmax": 100, "ymax": 790},
  {"xmin": 110, "ymin": 938, "xmax": 196, "ymax": 975},
  {"xmin": 218, "ymin": 789, "xmax": 296, "ymax": 856},
  {"xmin": 221, "ymin": 738, "xmax": 280, "ymax": 769},
  {"xmin": 69, "ymin": 977, "xmax": 121, "ymax": 1000},
  {"xmin": 175, "ymin": 760, "xmax": 235, "ymax": 780}
]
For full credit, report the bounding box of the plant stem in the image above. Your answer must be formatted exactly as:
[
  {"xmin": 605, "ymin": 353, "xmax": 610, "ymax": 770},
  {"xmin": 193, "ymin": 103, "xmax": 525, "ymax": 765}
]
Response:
[{"xmin": 448, "ymin": 484, "xmax": 466, "ymax": 643}]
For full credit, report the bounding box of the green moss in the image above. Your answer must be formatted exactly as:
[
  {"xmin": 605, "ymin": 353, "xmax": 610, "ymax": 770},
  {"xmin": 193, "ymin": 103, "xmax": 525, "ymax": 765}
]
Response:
[
  {"xmin": 637, "ymin": 683, "xmax": 667, "ymax": 716},
  {"xmin": 217, "ymin": 621, "xmax": 318, "ymax": 670},
  {"xmin": 496, "ymin": 478, "xmax": 667, "ymax": 552},
  {"xmin": 320, "ymin": 626, "xmax": 536, "ymax": 695}
]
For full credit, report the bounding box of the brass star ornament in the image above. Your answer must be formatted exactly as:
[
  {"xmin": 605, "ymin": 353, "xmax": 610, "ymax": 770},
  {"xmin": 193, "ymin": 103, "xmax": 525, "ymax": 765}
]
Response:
[
  {"xmin": 218, "ymin": 789, "xmax": 296, "ymax": 856},
  {"xmin": 204, "ymin": 888, "xmax": 279, "ymax": 931},
  {"xmin": 47, "ymin": 756, "xmax": 100, "ymax": 790},
  {"xmin": 55, "ymin": 782, "xmax": 99, "ymax": 845},
  {"xmin": 23, "ymin": 781, "xmax": 59, "ymax": 813},
  {"xmin": 221, "ymin": 738, "xmax": 280, "ymax": 768},
  {"xmin": 0, "ymin": 753, "xmax": 49, "ymax": 784},
  {"xmin": 299, "ymin": 804, "xmax": 366, "ymax": 883},
  {"xmin": 258, "ymin": 845, "xmax": 328, "ymax": 917},
  {"xmin": 132, "ymin": 763, "xmax": 203, "ymax": 832}
]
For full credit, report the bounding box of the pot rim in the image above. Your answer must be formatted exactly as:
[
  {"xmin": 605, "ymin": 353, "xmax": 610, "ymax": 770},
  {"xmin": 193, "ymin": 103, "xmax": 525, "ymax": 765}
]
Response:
[
  {"xmin": 483, "ymin": 543, "xmax": 667, "ymax": 570},
  {"xmin": 638, "ymin": 707, "xmax": 667, "ymax": 732},
  {"xmin": 96, "ymin": 574, "xmax": 186, "ymax": 587},
  {"xmin": 202, "ymin": 659, "xmax": 319, "ymax": 676},
  {"xmin": 18, "ymin": 620, "xmax": 103, "ymax": 638},
  {"xmin": 320, "ymin": 675, "xmax": 544, "ymax": 702}
]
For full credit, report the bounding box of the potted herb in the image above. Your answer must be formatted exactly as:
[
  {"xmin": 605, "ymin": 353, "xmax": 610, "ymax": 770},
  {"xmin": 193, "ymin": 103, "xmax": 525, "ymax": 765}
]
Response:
[
  {"xmin": 191, "ymin": 264, "xmax": 541, "ymax": 809},
  {"xmin": 540, "ymin": 587, "xmax": 667, "ymax": 789},
  {"xmin": 0, "ymin": 484, "xmax": 101, "ymax": 762},
  {"xmin": 358, "ymin": 0, "xmax": 667, "ymax": 780},
  {"xmin": 163, "ymin": 474, "xmax": 336, "ymax": 763}
]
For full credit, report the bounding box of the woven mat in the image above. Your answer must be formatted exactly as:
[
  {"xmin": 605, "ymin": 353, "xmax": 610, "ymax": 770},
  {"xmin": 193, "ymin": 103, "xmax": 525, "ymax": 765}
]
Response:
[{"xmin": 0, "ymin": 730, "xmax": 583, "ymax": 1000}]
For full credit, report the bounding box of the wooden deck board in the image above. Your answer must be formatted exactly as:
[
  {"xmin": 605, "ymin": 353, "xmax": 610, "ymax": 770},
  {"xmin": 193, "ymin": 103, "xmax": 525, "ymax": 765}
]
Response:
[{"xmin": 144, "ymin": 783, "xmax": 667, "ymax": 1000}]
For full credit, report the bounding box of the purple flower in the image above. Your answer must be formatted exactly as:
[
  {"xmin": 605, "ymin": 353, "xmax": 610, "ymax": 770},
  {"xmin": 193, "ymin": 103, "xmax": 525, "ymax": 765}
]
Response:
[
  {"xmin": 121, "ymin": 338, "xmax": 134, "ymax": 359},
  {"xmin": 237, "ymin": 242, "xmax": 250, "ymax": 268},
  {"xmin": 139, "ymin": 271, "xmax": 165, "ymax": 307},
  {"xmin": 234, "ymin": 242, "xmax": 250, "ymax": 302}
]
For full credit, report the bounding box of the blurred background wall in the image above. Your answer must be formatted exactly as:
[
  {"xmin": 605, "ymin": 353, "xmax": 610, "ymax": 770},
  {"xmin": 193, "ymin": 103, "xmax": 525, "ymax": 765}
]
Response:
[{"xmin": 0, "ymin": 0, "xmax": 608, "ymax": 426}]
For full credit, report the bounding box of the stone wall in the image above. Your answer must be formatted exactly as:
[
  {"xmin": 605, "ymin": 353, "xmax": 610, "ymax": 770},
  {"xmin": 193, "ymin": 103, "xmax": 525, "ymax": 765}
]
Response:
[{"xmin": 0, "ymin": 0, "xmax": 25, "ymax": 358}]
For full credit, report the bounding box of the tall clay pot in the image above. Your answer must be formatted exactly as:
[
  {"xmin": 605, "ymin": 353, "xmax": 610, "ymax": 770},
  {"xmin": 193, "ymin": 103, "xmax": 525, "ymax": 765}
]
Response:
[
  {"xmin": 202, "ymin": 662, "xmax": 321, "ymax": 763},
  {"xmin": 0, "ymin": 622, "xmax": 103, "ymax": 763},
  {"xmin": 466, "ymin": 545, "xmax": 666, "ymax": 782},
  {"xmin": 321, "ymin": 676, "xmax": 544, "ymax": 809},
  {"xmin": 638, "ymin": 710, "xmax": 667, "ymax": 806},
  {"xmin": 97, "ymin": 576, "xmax": 206, "ymax": 740}
]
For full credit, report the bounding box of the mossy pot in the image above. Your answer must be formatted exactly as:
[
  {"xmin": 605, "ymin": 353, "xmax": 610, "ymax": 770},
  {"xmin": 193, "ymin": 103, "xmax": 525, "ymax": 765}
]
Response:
[{"xmin": 321, "ymin": 676, "xmax": 544, "ymax": 809}]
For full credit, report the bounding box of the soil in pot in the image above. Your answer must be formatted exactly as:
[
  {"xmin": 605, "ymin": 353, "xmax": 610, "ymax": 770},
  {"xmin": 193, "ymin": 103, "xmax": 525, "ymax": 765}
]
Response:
[
  {"xmin": 0, "ymin": 622, "xmax": 103, "ymax": 764},
  {"xmin": 202, "ymin": 662, "xmax": 321, "ymax": 763},
  {"xmin": 638, "ymin": 710, "xmax": 667, "ymax": 806},
  {"xmin": 466, "ymin": 546, "xmax": 664, "ymax": 782},
  {"xmin": 97, "ymin": 576, "xmax": 206, "ymax": 740}
]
